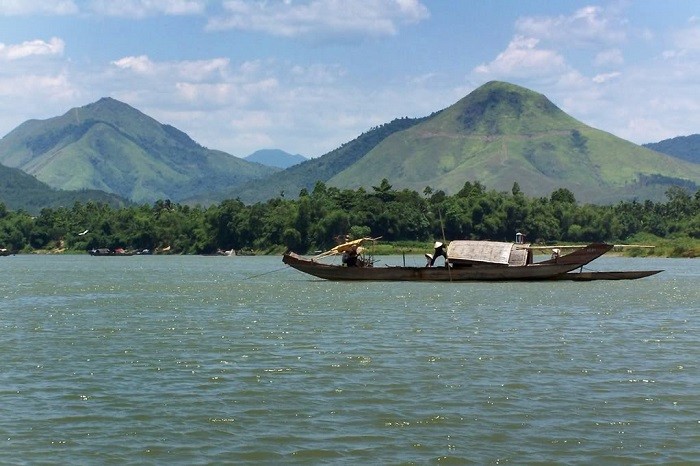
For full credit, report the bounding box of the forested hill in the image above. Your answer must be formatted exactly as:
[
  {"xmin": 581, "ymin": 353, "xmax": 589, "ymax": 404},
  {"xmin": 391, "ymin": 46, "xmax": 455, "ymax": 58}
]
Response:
[
  {"xmin": 0, "ymin": 163, "xmax": 127, "ymax": 213},
  {"xmin": 644, "ymin": 135, "xmax": 700, "ymax": 164}
]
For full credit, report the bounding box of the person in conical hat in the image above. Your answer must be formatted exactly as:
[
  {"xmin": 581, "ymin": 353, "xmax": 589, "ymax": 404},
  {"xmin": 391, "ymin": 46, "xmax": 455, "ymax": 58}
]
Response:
[{"xmin": 427, "ymin": 241, "xmax": 447, "ymax": 267}]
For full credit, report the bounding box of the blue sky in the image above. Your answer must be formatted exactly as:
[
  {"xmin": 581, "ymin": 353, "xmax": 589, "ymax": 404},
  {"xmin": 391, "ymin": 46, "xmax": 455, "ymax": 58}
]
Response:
[{"xmin": 1, "ymin": 0, "xmax": 699, "ymax": 158}]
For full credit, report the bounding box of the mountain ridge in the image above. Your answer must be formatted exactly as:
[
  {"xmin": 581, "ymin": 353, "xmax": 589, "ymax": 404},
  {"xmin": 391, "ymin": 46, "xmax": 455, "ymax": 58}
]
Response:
[
  {"xmin": 2, "ymin": 83, "xmax": 699, "ymax": 208},
  {"xmin": 643, "ymin": 134, "xmax": 700, "ymax": 164},
  {"xmin": 0, "ymin": 162, "xmax": 127, "ymax": 214}
]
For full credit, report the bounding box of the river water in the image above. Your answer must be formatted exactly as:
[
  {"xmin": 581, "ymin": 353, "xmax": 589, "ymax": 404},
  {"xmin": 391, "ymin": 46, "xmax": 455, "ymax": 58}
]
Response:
[{"xmin": 1, "ymin": 254, "xmax": 698, "ymax": 464}]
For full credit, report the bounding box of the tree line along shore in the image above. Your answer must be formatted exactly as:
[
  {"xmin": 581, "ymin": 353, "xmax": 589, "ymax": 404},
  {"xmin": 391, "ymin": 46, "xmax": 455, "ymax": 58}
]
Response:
[{"xmin": 1, "ymin": 180, "xmax": 698, "ymax": 258}]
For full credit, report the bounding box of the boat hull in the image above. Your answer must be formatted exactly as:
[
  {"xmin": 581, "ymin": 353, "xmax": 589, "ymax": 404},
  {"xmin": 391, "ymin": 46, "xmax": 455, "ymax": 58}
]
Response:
[
  {"xmin": 551, "ymin": 270, "xmax": 663, "ymax": 281},
  {"xmin": 283, "ymin": 247, "xmax": 610, "ymax": 282},
  {"xmin": 283, "ymin": 243, "xmax": 614, "ymax": 282}
]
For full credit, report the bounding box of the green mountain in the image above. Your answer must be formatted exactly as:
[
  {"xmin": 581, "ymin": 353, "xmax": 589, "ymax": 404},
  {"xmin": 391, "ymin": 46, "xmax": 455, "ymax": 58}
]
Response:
[
  {"xmin": 0, "ymin": 163, "xmax": 127, "ymax": 214},
  {"xmin": 244, "ymin": 149, "xmax": 307, "ymax": 169},
  {"xmin": 0, "ymin": 98, "xmax": 278, "ymax": 203},
  {"xmin": 327, "ymin": 81, "xmax": 700, "ymax": 203},
  {"xmin": 643, "ymin": 135, "xmax": 700, "ymax": 164}
]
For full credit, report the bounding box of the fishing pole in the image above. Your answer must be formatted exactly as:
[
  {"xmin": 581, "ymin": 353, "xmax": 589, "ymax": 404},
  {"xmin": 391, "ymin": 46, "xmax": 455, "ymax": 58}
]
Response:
[
  {"xmin": 243, "ymin": 266, "xmax": 288, "ymax": 281},
  {"xmin": 437, "ymin": 207, "xmax": 452, "ymax": 282}
]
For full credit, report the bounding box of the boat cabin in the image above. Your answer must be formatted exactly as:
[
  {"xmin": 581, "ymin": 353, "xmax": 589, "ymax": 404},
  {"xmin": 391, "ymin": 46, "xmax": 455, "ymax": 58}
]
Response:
[{"xmin": 446, "ymin": 240, "xmax": 533, "ymax": 267}]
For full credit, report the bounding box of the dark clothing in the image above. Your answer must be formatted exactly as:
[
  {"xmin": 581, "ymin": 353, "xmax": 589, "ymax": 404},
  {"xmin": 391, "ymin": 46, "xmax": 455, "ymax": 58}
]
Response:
[
  {"xmin": 342, "ymin": 249, "xmax": 358, "ymax": 267},
  {"xmin": 430, "ymin": 245, "xmax": 448, "ymax": 266}
]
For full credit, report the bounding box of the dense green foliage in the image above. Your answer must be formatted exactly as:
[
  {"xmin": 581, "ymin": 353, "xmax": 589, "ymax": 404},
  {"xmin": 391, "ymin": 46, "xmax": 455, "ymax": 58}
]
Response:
[
  {"xmin": 0, "ymin": 163, "xmax": 128, "ymax": 213},
  {"xmin": 1, "ymin": 181, "xmax": 698, "ymax": 256}
]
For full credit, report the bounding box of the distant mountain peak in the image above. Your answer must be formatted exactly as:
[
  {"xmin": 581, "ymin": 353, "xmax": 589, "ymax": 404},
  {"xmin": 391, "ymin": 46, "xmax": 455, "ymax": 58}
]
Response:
[
  {"xmin": 96, "ymin": 96, "xmax": 120, "ymax": 104},
  {"xmin": 244, "ymin": 149, "xmax": 307, "ymax": 169},
  {"xmin": 85, "ymin": 96, "xmax": 136, "ymax": 112}
]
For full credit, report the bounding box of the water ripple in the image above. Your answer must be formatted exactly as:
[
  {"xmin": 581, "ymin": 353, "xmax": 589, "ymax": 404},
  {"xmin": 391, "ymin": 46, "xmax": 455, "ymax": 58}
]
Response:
[{"xmin": 0, "ymin": 255, "xmax": 698, "ymax": 464}]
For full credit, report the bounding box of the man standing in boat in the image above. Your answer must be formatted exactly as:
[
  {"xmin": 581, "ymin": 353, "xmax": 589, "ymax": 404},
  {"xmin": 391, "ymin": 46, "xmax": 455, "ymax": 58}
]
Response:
[{"xmin": 426, "ymin": 241, "xmax": 448, "ymax": 267}]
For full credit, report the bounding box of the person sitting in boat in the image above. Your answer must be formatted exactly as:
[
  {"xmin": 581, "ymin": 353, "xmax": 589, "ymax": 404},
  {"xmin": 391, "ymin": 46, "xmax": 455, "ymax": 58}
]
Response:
[
  {"xmin": 551, "ymin": 248, "xmax": 560, "ymax": 261},
  {"xmin": 342, "ymin": 245, "xmax": 359, "ymax": 267},
  {"xmin": 425, "ymin": 241, "xmax": 448, "ymax": 267}
]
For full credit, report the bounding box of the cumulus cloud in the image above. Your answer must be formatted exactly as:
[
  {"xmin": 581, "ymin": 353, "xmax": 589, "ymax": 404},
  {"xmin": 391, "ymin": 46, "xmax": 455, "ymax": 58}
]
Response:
[
  {"xmin": 592, "ymin": 71, "xmax": 621, "ymax": 84},
  {"xmin": 111, "ymin": 55, "xmax": 156, "ymax": 74},
  {"xmin": 0, "ymin": 37, "xmax": 64, "ymax": 60},
  {"xmin": 0, "ymin": 71, "xmax": 78, "ymax": 134},
  {"xmin": 111, "ymin": 55, "xmax": 229, "ymax": 81},
  {"xmin": 0, "ymin": 0, "xmax": 78, "ymax": 15},
  {"xmin": 0, "ymin": 72, "xmax": 74, "ymax": 97},
  {"xmin": 474, "ymin": 36, "xmax": 566, "ymax": 78},
  {"xmin": 206, "ymin": 0, "xmax": 429, "ymax": 38}
]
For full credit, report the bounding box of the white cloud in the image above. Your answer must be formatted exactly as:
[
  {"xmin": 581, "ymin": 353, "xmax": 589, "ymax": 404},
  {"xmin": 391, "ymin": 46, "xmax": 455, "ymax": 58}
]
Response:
[
  {"xmin": 592, "ymin": 71, "xmax": 621, "ymax": 83},
  {"xmin": 615, "ymin": 87, "xmax": 700, "ymax": 143},
  {"xmin": 0, "ymin": 72, "xmax": 75, "ymax": 98},
  {"xmin": 0, "ymin": 37, "xmax": 64, "ymax": 60},
  {"xmin": 111, "ymin": 55, "xmax": 156, "ymax": 74},
  {"xmin": 111, "ymin": 55, "xmax": 229, "ymax": 81},
  {"xmin": 207, "ymin": 0, "xmax": 429, "ymax": 38},
  {"xmin": 0, "ymin": 71, "xmax": 79, "ymax": 135},
  {"xmin": 474, "ymin": 36, "xmax": 566, "ymax": 78},
  {"xmin": 0, "ymin": 0, "xmax": 78, "ymax": 15}
]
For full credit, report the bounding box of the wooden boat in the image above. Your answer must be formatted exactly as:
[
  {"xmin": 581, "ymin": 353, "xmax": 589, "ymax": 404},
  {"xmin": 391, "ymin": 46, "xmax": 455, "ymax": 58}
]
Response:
[
  {"xmin": 550, "ymin": 269, "xmax": 663, "ymax": 281},
  {"xmin": 283, "ymin": 240, "xmax": 615, "ymax": 282}
]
